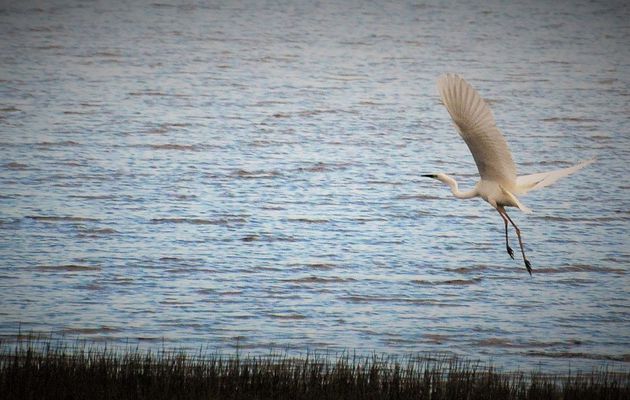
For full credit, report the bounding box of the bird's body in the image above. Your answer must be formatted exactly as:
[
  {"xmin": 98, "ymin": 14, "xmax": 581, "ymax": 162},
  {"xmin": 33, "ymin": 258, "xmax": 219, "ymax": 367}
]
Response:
[
  {"xmin": 476, "ymin": 180, "xmax": 517, "ymax": 207},
  {"xmin": 425, "ymin": 73, "xmax": 594, "ymax": 275}
]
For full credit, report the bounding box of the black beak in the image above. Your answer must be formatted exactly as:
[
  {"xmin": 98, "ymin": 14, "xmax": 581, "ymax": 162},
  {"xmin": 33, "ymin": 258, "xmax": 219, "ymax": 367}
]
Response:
[{"xmin": 421, "ymin": 174, "xmax": 437, "ymax": 178}]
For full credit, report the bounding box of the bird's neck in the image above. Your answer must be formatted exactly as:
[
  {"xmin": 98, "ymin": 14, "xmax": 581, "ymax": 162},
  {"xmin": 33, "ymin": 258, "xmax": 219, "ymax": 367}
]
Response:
[{"xmin": 440, "ymin": 175, "xmax": 477, "ymax": 199}]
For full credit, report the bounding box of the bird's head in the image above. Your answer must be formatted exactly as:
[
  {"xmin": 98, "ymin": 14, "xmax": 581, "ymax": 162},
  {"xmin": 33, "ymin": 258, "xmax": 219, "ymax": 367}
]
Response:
[
  {"xmin": 421, "ymin": 173, "xmax": 467, "ymax": 198},
  {"xmin": 421, "ymin": 173, "xmax": 450, "ymax": 184}
]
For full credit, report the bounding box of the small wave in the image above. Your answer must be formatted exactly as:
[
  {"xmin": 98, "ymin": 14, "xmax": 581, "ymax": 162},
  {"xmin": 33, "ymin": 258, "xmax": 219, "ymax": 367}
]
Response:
[
  {"xmin": 77, "ymin": 227, "xmax": 118, "ymax": 236},
  {"xmin": 534, "ymin": 264, "xmax": 625, "ymax": 274},
  {"xmin": 338, "ymin": 40, "xmax": 369, "ymax": 46},
  {"xmin": 272, "ymin": 109, "xmax": 357, "ymax": 119},
  {"xmin": 90, "ymin": 51, "xmax": 121, "ymax": 58},
  {"xmin": 530, "ymin": 339, "xmax": 582, "ymax": 348},
  {"xmin": 358, "ymin": 100, "xmax": 393, "ymax": 106},
  {"xmin": 525, "ymin": 351, "xmax": 629, "ymax": 362},
  {"xmin": 367, "ymin": 180, "xmax": 403, "ymax": 186},
  {"xmin": 110, "ymin": 277, "xmax": 133, "ymax": 285},
  {"xmin": 68, "ymin": 194, "xmax": 116, "ymax": 200},
  {"xmin": 171, "ymin": 193, "xmax": 197, "ymax": 200},
  {"xmin": 268, "ymin": 313, "xmax": 307, "ymax": 320},
  {"xmin": 299, "ymin": 108, "xmax": 358, "ymax": 117},
  {"xmin": 35, "ymin": 264, "xmax": 101, "ymax": 272},
  {"xmin": 35, "ymin": 140, "xmax": 81, "ymax": 147},
  {"xmin": 128, "ymin": 91, "xmax": 168, "ymax": 97},
  {"xmin": 62, "ymin": 161, "xmax": 85, "ymax": 167},
  {"xmin": 519, "ymin": 159, "xmax": 575, "ymax": 167},
  {"xmin": 4, "ymin": 162, "xmax": 28, "ymax": 170},
  {"xmin": 146, "ymin": 143, "xmax": 198, "ymax": 151},
  {"xmin": 150, "ymin": 217, "xmax": 246, "ymax": 225},
  {"xmin": 218, "ymin": 290, "xmax": 242, "ymax": 297},
  {"xmin": 241, "ymin": 235, "xmax": 258, "ymax": 242},
  {"xmin": 305, "ymin": 263, "xmax": 336, "ymax": 270},
  {"xmin": 381, "ymin": 337, "xmax": 418, "ymax": 346},
  {"xmin": 272, "ymin": 112, "xmax": 291, "ymax": 118},
  {"xmin": 286, "ymin": 217, "xmax": 329, "ymax": 224},
  {"xmin": 249, "ymin": 139, "xmax": 280, "ymax": 147},
  {"xmin": 553, "ymin": 278, "xmax": 597, "ymax": 286},
  {"xmin": 34, "ymin": 45, "xmax": 64, "ymax": 50},
  {"xmin": 256, "ymin": 54, "xmax": 299, "ymax": 63},
  {"xmin": 240, "ymin": 233, "xmax": 297, "ymax": 243},
  {"xmin": 598, "ymin": 78, "xmax": 618, "ymax": 85},
  {"xmin": 165, "ymin": 267, "xmax": 200, "ymax": 274},
  {"xmin": 340, "ymin": 295, "xmax": 445, "ymax": 305},
  {"xmin": 261, "ymin": 205, "xmax": 285, "ymax": 211},
  {"xmin": 128, "ymin": 143, "xmax": 199, "ymax": 151},
  {"xmin": 326, "ymin": 72, "xmax": 367, "ymax": 81},
  {"xmin": 159, "ymin": 256, "xmax": 182, "ymax": 262},
  {"xmin": 62, "ymin": 110, "xmax": 94, "ymax": 115},
  {"xmin": 27, "ymin": 215, "xmax": 100, "ymax": 222},
  {"xmin": 536, "ymin": 215, "xmax": 628, "ymax": 222},
  {"xmin": 60, "ymin": 326, "xmax": 120, "ymax": 335},
  {"xmin": 0, "ymin": 106, "xmax": 21, "ymax": 112},
  {"xmin": 477, "ymin": 338, "xmax": 513, "ymax": 347},
  {"xmin": 165, "ymin": 122, "xmax": 191, "ymax": 127},
  {"xmin": 424, "ymin": 334, "xmax": 451, "ymax": 344},
  {"xmin": 443, "ymin": 278, "xmax": 483, "ymax": 285},
  {"xmin": 295, "ymin": 162, "xmax": 352, "ymax": 173},
  {"xmin": 412, "ymin": 277, "xmax": 483, "ymax": 286},
  {"xmin": 160, "ymin": 298, "xmax": 194, "ymax": 305},
  {"xmin": 135, "ymin": 337, "xmax": 164, "ymax": 342},
  {"xmin": 251, "ymin": 100, "xmax": 290, "ymax": 107},
  {"xmin": 541, "ymin": 117, "xmax": 600, "ymax": 123},
  {"xmin": 285, "ymin": 262, "xmax": 336, "ymax": 271},
  {"xmin": 283, "ymin": 276, "xmax": 352, "ymax": 284},
  {"xmin": 153, "ymin": 2, "xmax": 207, "ymax": 11},
  {"xmin": 446, "ymin": 265, "xmax": 491, "ymax": 274},
  {"xmin": 233, "ymin": 169, "xmax": 282, "ymax": 179},
  {"xmin": 396, "ymin": 194, "xmax": 443, "ymax": 200},
  {"xmin": 349, "ymin": 216, "xmax": 388, "ymax": 223}
]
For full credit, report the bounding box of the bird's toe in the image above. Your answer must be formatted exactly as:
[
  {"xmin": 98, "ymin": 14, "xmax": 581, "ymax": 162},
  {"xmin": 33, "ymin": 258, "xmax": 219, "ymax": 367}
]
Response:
[
  {"xmin": 507, "ymin": 246, "xmax": 514, "ymax": 260},
  {"xmin": 524, "ymin": 259, "xmax": 532, "ymax": 276}
]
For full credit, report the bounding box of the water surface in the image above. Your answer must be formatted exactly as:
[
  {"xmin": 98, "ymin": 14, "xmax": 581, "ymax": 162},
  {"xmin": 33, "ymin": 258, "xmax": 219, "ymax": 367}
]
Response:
[{"xmin": 1, "ymin": 0, "xmax": 629, "ymax": 372}]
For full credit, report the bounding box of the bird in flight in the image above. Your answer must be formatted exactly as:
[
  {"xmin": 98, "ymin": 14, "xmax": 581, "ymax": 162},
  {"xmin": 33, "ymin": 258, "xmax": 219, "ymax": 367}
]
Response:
[{"xmin": 424, "ymin": 73, "xmax": 594, "ymax": 275}]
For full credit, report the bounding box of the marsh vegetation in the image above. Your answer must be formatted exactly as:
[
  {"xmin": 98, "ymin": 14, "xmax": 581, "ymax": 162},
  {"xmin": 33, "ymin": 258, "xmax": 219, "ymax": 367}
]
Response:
[{"xmin": 1, "ymin": 337, "xmax": 628, "ymax": 400}]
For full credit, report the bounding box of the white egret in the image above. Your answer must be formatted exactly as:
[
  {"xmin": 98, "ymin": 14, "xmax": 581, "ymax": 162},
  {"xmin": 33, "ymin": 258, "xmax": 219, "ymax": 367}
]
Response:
[{"xmin": 423, "ymin": 73, "xmax": 594, "ymax": 275}]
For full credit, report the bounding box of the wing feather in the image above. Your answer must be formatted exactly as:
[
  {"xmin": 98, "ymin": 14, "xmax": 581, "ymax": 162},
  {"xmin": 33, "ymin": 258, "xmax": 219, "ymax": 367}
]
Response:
[
  {"xmin": 437, "ymin": 73, "xmax": 517, "ymax": 186},
  {"xmin": 515, "ymin": 158, "xmax": 595, "ymax": 195}
]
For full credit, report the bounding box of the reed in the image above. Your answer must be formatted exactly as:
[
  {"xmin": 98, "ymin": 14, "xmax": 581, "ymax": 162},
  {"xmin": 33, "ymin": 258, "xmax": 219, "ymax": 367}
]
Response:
[{"xmin": 1, "ymin": 336, "xmax": 628, "ymax": 400}]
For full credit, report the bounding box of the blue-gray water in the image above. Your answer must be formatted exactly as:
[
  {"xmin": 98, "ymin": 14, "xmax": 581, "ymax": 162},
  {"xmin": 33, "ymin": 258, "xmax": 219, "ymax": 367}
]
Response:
[{"xmin": 1, "ymin": 0, "xmax": 629, "ymax": 372}]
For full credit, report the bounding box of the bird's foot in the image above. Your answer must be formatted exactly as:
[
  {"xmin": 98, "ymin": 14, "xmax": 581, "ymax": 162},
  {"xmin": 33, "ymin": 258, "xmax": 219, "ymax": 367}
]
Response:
[
  {"xmin": 507, "ymin": 246, "xmax": 514, "ymax": 260},
  {"xmin": 524, "ymin": 259, "xmax": 532, "ymax": 276}
]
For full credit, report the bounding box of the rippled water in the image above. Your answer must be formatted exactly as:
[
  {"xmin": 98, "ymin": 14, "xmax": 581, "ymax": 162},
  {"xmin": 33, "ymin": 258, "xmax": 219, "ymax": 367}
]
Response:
[{"xmin": 1, "ymin": 0, "xmax": 629, "ymax": 372}]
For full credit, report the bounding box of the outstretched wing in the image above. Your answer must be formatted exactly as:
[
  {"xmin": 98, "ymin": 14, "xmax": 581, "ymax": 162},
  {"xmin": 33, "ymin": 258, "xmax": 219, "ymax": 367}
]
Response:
[
  {"xmin": 515, "ymin": 158, "xmax": 595, "ymax": 195},
  {"xmin": 437, "ymin": 73, "xmax": 517, "ymax": 186}
]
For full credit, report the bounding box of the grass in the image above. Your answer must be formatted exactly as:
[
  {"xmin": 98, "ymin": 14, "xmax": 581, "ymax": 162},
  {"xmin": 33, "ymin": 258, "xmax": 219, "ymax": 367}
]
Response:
[{"xmin": 1, "ymin": 336, "xmax": 628, "ymax": 400}]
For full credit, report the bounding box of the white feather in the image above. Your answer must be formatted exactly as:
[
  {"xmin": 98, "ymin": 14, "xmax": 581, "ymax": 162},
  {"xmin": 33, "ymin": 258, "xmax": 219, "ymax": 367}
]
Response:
[
  {"xmin": 437, "ymin": 73, "xmax": 517, "ymax": 187},
  {"xmin": 515, "ymin": 158, "xmax": 595, "ymax": 195}
]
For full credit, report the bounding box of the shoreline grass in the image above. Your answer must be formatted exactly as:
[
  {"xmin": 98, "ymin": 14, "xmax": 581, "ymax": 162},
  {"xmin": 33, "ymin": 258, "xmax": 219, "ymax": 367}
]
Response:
[{"xmin": 1, "ymin": 337, "xmax": 628, "ymax": 399}]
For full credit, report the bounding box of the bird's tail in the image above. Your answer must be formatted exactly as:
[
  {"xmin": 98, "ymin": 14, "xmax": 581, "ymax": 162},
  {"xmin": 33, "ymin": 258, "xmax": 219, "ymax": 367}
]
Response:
[
  {"xmin": 500, "ymin": 185, "xmax": 532, "ymax": 214},
  {"xmin": 514, "ymin": 158, "xmax": 595, "ymax": 195}
]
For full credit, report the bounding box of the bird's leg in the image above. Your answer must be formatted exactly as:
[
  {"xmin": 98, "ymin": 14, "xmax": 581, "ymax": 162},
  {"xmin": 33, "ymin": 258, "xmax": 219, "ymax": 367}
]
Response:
[
  {"xmin": 497, "ymin": 210, "xmax": 514, "ymax": 259},
  {"xmin": 500, "ymin": 209, "xmax": 532, "ymax": 275}
]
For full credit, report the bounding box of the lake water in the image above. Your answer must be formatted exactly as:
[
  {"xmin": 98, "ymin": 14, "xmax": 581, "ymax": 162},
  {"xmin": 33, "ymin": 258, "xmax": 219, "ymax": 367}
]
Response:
[{"xmin": 1, "ymin": 0, "xmax": 629, "ymax": 372}]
